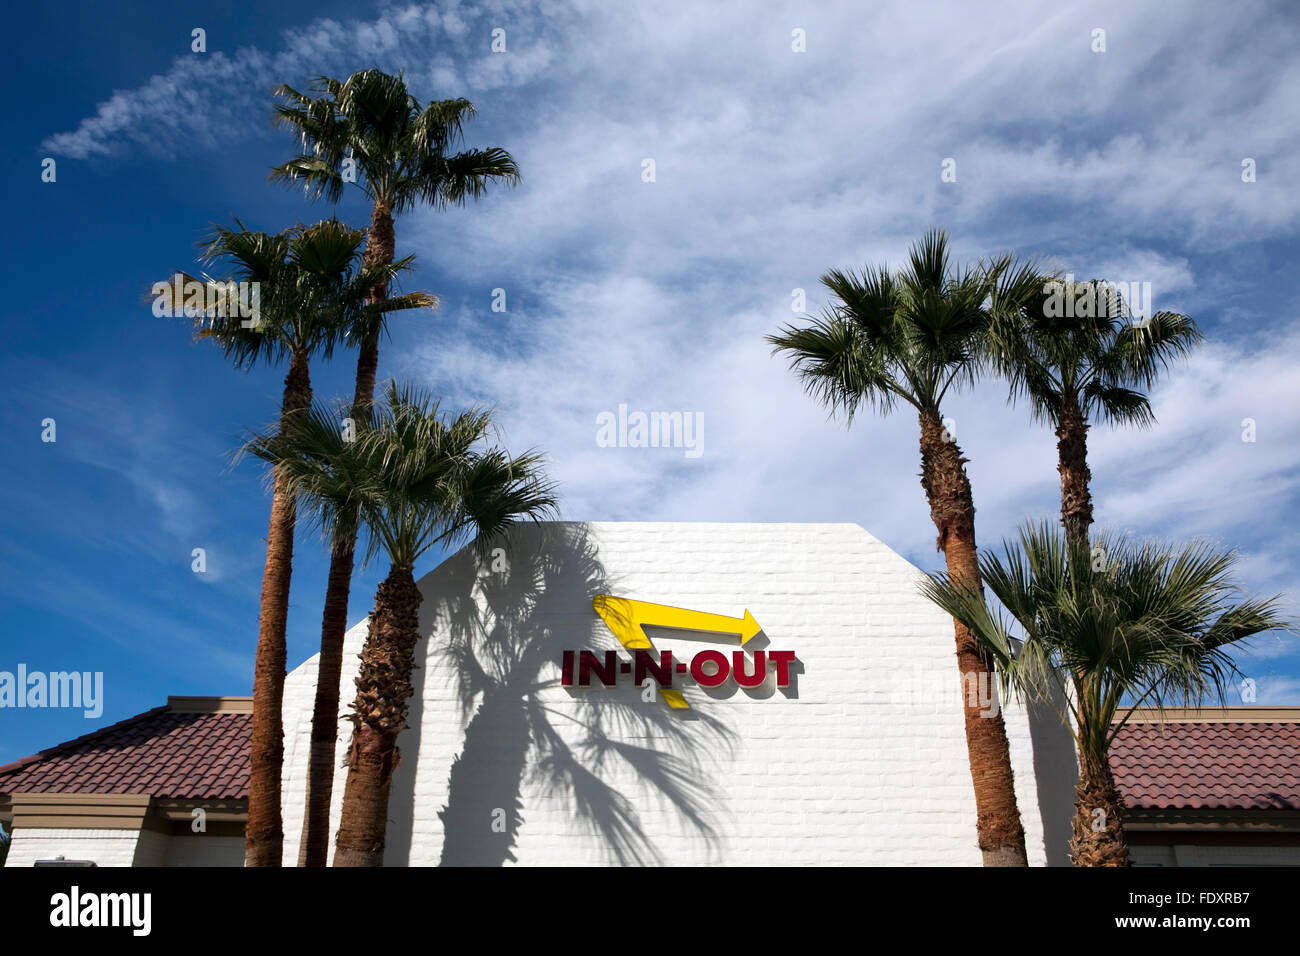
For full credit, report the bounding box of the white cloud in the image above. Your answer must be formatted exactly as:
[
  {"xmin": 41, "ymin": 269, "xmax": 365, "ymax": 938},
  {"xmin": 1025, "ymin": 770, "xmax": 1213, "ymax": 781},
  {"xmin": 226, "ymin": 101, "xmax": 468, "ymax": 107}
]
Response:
[{"xmin": 41, "ymin": 1, "xmax": 569, "ymax": 159}]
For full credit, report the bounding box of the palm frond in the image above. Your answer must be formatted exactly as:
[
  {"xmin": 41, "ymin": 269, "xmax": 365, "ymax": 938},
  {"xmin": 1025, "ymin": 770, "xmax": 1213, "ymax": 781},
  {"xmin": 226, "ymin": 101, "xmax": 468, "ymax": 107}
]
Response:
[
  {"xmin": 1081, "ymin": 382, "xmax": 1155, "ymax": 428},
  {"xmin": 243, "ymin": 382, "xmax": 558, "ymax": 570},
  {"xmin": 767, "ymin": 309, "xmax": 909, "ymax": 420},
  {"xmin": 1105, "ymin": 311, "xmax": 1204, "ymax": 391},
  {"xmin": 921, "ymin": 519, "xmax": 1294, "ymax": 765},
  {"xmin": 400, "ymin": 147, "xmax": 521, "ymax": 214},
  {"xmin": 272, "ymin": 69, "xmax": 518, "ymax": 214},
  {"xmin": 991, "ymin": 276, "xmax": 1201, "ymax": 432},
  {"xmin": 772, "ymin": 232, "xmax": 1053, "ymax": 424},
  {"xmin": 173, "ymin": 219, "xmax": 431, "ymax": 372}
]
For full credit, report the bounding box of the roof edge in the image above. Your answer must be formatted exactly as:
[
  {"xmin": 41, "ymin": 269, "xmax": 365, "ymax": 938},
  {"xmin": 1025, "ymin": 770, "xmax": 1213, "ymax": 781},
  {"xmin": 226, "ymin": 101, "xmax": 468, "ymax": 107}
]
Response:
[
  {"xmin": 0, "ymin": 705, "xmax": 169, "ymax": 778},
  {"xmin": 167, "ymin": 696, "xmax": 252, "ymax": 713},
  {"xmin": 0, "ymin": 696, "xmax": 250, "ymax": 782},
  {"xmin": 1117, "ymin": 706, "xmax": 1300, "ymax": 723}
]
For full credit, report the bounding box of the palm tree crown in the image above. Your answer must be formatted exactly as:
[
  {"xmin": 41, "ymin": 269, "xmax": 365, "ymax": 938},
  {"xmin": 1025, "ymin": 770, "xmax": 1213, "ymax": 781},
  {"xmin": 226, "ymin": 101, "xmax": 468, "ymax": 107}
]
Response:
[
  {"xmin": 923, "ymin": 520, "xmax": 1285, "ymax": 750},
  {"xmin": 269, "ymin": 70, "xmax": 520, "ymax": 214},
  {"xmin": 767, "ymin": 229, "xmax": 1040, "ymax": 418},
  {"xmin": 990, "ymin": 278, "xmax": 1202, "ymax": 430},
  {"xmin": 191, "ymin": 219, "xmax": 435, "ymax": 369},
  {"xmin": 921, "ymin": 519, "xmax": 1290, "ymax": 865},
  {"xmin": 246, "ymin": 382, "xmax": 558, "ymax": 569}
]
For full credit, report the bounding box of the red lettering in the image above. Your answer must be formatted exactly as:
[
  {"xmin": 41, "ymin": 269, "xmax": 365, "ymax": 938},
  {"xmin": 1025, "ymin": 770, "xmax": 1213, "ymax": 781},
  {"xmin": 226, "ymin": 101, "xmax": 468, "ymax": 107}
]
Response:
[
  {"xmin": 769, "ymin": 650, "xmax": 796, "ymax": 687},
  {"xmin": 732, "ymin": 650, "xmax": 766, "ymax": 687},
  {"xmin": 578, "ymin": 650, "xmax": 618, "ymax": 686},
  {"xmin": 635, "ymin": 650, "xmax": 673, "ymax": 688},
  {"xmin": 690, "ymin": 649, "xmax": 730, "ymax": 687}
]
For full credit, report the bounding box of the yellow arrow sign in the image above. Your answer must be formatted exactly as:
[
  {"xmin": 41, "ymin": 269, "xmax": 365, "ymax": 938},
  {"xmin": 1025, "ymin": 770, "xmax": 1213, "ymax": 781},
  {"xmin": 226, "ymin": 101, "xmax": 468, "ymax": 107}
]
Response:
[{"xmin": 591, "ymin": 595, "xmax": 763, "ymax": 709}]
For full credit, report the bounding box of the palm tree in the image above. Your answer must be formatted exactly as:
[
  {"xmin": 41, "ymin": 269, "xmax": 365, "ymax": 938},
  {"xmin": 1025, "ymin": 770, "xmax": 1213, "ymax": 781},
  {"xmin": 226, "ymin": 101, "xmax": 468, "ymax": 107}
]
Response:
[
  {"xmin": 175, "ymin": 219, "xmax": 434, "ymax": 866},
  {"xmin": 270, "ymin": 70, "xmax": 520, "ymax": 864},
  {"xmin": 990, "ymin": 279, "xmax": 1202, "ymax": 547},
  {"xmin": 245, "ymin": 383, "xmax": 558, "ymax": 866},
  {"xmin": 921, "ymin": 520, "xmax": 1289, "ymax": 865},
  {"xmin": 767, "ymin": 229, "xmax": 1043, "ymax": 865}
]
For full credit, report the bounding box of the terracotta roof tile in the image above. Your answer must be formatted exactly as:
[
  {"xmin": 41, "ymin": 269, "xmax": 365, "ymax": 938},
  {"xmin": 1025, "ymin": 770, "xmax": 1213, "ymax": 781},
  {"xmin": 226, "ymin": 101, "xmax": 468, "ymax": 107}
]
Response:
[
  {"xmin": 4, "ymin": 706, "xmax": 1295, "ymax": 811},
  {"xmin": 1109, "ymin": 721, "xmax": 1300, "ymax": 810},
  {"xmin": 0, "ymin": 706, "xmax": 250, "ymax": 800}
]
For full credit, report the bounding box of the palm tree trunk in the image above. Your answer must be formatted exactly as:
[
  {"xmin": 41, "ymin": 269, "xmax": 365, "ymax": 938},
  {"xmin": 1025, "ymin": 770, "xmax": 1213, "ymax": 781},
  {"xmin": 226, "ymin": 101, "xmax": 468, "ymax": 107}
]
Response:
[
  {"xmin": 295, "ymin": 352, "xmax": 380, "ymax": 867},
  {"xmin": 296, "ymin": 532, "xmax": 355, "ymax": 867},
  {"xmin": 297, "ymin": 199, "xmax": 396, "ymax": 865},
  {"xmin": 1057, "ymin": 395, "xmax": 1093, "ymax": 550},
  {"xmin": 1070, "ymin": 751, "xmax": 1129, "ymax": 866},
  {"xmin": 246, "ymin": 349, "xmax": 312, "ymax": 867},
  {"xmin": 353, "ymin": 199, "xmax": 395, "ymax": 405},
  {"xmin": 333, "ymin": 563, "xmax": 422, "ymax": 867},
  {"xmin": 918, "ymin": 409, "xmax": 1028, "ymax": 866}
]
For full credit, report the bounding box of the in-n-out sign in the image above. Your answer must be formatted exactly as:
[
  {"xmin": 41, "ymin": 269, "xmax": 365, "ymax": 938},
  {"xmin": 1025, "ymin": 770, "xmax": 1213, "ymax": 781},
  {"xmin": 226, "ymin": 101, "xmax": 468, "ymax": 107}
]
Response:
[{"xmin": 559, "ymin": 595, "xmax": 795, "ymax": 709}]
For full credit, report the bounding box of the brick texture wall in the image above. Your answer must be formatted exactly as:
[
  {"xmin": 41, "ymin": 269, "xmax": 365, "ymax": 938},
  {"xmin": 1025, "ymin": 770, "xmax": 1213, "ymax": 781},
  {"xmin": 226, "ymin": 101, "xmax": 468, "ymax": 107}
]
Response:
[
  {"xmin": 5, "ymin": 828, "xmax": 142, "ymax": 867},
  {"xmin": 280, "ymin": 522, "xmax": 1076, "ymax": 866}
]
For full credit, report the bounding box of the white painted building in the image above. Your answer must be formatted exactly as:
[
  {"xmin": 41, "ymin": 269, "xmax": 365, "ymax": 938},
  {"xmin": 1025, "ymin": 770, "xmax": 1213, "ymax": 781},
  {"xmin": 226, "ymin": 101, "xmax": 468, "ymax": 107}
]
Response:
[{"xmin": 279, "ymin": 521, "xmax": 1078, "ymax": 866}]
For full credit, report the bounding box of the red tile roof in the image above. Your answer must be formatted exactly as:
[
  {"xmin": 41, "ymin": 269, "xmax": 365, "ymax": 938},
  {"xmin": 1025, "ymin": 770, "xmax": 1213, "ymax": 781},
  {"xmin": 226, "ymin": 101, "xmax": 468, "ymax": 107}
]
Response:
[
  {"xmin": 2, "ymin": 703, "xmax": 1295, "ymax": 812},
  {"xmin": 0, "ymin": 704, "xmax": 250, "ymax": 800},
  {"xmin": 1110, "ymin": 721, "xmax": 1300, "ymax": 811}
]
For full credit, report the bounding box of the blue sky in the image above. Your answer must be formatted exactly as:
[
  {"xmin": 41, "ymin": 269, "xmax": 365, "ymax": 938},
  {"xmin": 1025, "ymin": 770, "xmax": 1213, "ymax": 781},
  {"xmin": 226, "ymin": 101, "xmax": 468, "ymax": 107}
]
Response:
[{"xmin": 2, "ymin": 0, "xmax": 1298, "ymax": 765}]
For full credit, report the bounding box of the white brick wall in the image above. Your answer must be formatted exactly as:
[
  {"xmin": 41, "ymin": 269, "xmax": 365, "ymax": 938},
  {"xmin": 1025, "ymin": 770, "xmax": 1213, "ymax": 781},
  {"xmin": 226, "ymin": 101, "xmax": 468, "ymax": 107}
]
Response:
[
  {"xmin": 5, "ymin": 828, "xmax": 142, "ymax": 867},
  {"xmin": 5, "ymin": 827, "xmax": 247, "ymax": 868},
  {"xmin": 280, "ymin": 522, "xmax": 1077, "ymax": 865}
]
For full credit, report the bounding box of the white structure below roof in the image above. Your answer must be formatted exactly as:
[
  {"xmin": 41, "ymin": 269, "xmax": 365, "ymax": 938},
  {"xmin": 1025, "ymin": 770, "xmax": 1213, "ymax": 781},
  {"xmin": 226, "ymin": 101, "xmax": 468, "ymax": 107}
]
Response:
[{"xmin": 279, "ymin": 521, "xmax": 1078, "ymax": 866}]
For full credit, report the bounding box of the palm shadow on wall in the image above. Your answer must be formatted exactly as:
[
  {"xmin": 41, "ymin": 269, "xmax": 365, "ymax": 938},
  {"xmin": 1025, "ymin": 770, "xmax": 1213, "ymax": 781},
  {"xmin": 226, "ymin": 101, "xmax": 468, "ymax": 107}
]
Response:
[{"xmin": 429, "ymin": 523, "xmax": 735, "ymax": 866}]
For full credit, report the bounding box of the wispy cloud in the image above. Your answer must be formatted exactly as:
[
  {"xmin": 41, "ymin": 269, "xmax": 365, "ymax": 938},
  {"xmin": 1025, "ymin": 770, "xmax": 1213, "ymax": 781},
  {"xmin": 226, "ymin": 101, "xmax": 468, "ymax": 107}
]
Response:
[{"xmin": 42, "ymin": 1, "xmax": 570, "ymax": 160}]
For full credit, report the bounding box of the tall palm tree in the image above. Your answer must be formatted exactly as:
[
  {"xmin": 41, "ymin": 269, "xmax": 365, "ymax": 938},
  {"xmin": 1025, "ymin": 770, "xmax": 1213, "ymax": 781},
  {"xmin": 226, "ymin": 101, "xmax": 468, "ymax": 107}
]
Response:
[
  {"xmin": 176, "ymin": 219, "xmax": 434, "ymax": 866},
  {"xmin": 270, "ymin": 70, "xmax": 520, "ymax": 865},
  {"xmin": 271, "ymin": 70, "xmax": 519, "ymax": 402},
  {"xmin": 245, "ymin": 383, "xmax": 558, "ymax": 866},
  {"xmin": 921, "ymin": 520, "xmax": 1289, "ymax": 865},
  {"xmin": 767, "ymin": 230, "xmax": 1042, "ymax": 865},
  {"xmin": 990, "ymin": 279, "xmax": 1202, "ymax": 547}
]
